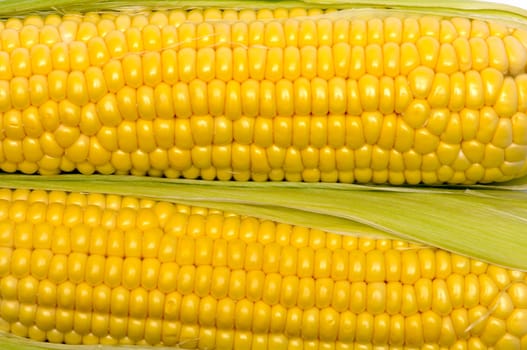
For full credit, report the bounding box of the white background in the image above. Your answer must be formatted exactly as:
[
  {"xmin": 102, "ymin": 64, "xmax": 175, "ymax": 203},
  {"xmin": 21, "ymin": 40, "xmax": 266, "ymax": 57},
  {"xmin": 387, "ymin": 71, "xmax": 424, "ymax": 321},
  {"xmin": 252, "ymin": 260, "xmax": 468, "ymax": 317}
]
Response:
[{"xmin": 479, "ymin": 0, "xmax": 527, "ymax": 10}]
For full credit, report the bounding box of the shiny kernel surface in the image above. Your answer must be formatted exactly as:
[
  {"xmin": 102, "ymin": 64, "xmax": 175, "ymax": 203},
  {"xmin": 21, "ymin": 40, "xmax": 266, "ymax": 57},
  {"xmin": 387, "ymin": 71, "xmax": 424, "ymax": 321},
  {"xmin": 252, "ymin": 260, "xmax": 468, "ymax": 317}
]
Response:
[
  {"xmin": 0, "ymin": 9, "xmax": 526, "ymax": 184},
  {"xmin": 0, "ymin": 189, "xmax": 526, "ymax": 348}
]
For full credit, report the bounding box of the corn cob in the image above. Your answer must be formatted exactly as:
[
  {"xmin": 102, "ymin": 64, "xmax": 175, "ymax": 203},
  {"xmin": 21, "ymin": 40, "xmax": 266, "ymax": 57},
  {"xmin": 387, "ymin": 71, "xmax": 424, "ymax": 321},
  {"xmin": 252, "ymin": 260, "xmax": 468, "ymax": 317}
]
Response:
[
  {"xmin": 0, "ymin": 7, "xmax": 526, "ymax": 184},
  {"xmin": 0, "ymin": 188, "xmax": 526, "ymax": 349}
]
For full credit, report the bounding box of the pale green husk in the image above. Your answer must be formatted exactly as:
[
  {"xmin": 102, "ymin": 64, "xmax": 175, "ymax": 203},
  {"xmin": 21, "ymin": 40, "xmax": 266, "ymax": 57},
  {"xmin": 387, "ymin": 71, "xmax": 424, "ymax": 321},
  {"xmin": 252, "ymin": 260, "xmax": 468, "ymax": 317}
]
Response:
[
  {"xmin": 2, "ymin": 0, "xmax": 527, "ymax": 27},
  {"xmin": 0, "ymin": 0, "xmax": 526, "ymax": 349},
  {"xmin": 0, "ymin": 0, "xmax": 526, "ymax": 18}
]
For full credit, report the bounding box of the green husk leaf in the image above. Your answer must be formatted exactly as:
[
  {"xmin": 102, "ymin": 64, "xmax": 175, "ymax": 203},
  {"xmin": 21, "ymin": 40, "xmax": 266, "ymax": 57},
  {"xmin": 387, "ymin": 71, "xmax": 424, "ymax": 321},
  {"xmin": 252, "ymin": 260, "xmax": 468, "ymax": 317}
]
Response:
[
  {"xmin": 0, "ymin": 174, "xmax": 526, "ymax": 271},
  {"xmin": 0, "ymin": 0, "xmax": 527, "ymax": 27}
]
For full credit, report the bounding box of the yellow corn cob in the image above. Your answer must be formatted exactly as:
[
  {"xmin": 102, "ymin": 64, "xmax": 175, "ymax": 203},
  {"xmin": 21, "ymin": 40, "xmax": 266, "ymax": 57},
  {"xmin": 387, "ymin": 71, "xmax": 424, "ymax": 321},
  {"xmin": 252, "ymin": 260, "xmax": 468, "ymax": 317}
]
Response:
[
  {"xmin": 0, "ymin": 8, "xmax": 526, "ymax": 184},
  {"xmin": 0, "ymin": 188, "xmax": 526, "ymax": 349}
]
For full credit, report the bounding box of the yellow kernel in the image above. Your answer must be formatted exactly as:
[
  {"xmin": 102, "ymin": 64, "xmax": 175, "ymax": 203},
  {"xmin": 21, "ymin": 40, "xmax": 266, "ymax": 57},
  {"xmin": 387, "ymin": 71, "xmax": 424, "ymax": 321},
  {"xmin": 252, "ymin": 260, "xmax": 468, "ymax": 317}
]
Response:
[
  {"xmin": 504, "ymin": 35, "xmax": 527, "ymax": 75},
  {"xmin": 494, "ymin": 77, "xmax": 518, "ymax": 118},
  {"xmin": 403, "ymin": 99, "xmax": 431, "ymax": 129},
  {"xmin": 103, "ymin": 60, "xmax": 124, "ymax": 93},
  {"xmin": 487, "ymin": 35, "xmax": 509, "ymax": 74},
  {"xmin": 394, "ymin": 76, "xmax": 412, "ymax": 113}
]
